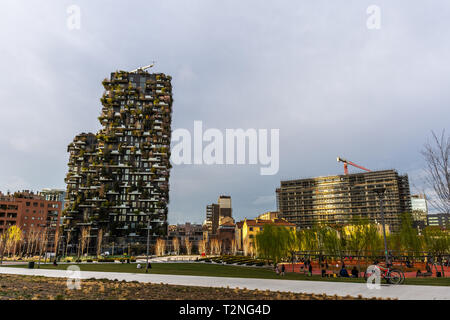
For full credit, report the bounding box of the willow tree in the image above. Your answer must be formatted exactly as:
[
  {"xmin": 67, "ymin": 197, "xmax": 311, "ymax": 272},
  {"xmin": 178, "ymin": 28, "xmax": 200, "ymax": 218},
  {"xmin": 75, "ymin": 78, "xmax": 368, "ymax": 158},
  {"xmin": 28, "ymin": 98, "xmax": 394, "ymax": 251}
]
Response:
[
  {"xmin": 255, "ymin": 224, "xmax": 296, "ymax": 264},
  {"xmin": 398, "ymin": 212, "xmax": 423, "ymax": 260},
  {"xmin": 344, "ymin": 217, "xmax": 382, "ymax": 271},
  {"xmin": 297, "ymin": 227, "xmax": 319, "ymax": 254},
  {"xmin": 364, "ymin": 224, "xmax": 384, "ymax": 257},
  {"xmin": 422, "ymin": 227, "xmax": 450, "ymax": 277},
  {"xmin": 316, "ymin": 225, "xmax": 342, "ymax": 258}
]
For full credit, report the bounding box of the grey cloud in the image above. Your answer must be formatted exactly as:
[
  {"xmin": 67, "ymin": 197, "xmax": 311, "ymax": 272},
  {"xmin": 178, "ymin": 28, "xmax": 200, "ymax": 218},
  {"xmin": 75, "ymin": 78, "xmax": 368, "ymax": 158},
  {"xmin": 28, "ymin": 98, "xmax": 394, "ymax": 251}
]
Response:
[{"xmin": 0, "ymin": 0, "xmax": 449, "ymax": 223}]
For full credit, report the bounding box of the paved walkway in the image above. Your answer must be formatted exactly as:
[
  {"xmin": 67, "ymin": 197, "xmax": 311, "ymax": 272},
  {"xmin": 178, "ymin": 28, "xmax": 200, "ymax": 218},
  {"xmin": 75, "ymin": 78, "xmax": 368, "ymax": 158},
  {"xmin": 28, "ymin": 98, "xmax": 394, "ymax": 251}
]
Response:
[{"xmin": 0, "ymin": 267, "xmax": 448, "ymax": 300}]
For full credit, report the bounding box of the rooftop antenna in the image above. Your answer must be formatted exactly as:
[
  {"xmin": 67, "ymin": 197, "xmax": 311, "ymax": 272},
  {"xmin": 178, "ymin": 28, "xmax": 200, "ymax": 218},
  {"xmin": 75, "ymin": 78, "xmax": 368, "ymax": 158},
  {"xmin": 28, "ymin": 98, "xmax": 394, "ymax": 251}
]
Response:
[{"xmin": 130, "ymin": 61, "xmax": 156, "ymax": 73}]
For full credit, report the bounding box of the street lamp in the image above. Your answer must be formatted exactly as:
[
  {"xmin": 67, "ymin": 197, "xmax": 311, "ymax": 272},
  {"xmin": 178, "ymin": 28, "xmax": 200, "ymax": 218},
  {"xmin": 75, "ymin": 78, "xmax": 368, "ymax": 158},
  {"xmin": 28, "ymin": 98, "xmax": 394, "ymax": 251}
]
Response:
[{"xmin": 373, "ymin": 188, "xmax": 389, "ymax": 266}]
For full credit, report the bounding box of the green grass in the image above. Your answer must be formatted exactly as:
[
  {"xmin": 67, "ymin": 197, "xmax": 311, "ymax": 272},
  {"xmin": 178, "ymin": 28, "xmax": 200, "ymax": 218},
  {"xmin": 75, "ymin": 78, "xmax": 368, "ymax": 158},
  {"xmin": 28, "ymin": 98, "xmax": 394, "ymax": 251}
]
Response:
[{"xmin": 3, "ymin": 262, "xmax": 450, "ymax": 286}]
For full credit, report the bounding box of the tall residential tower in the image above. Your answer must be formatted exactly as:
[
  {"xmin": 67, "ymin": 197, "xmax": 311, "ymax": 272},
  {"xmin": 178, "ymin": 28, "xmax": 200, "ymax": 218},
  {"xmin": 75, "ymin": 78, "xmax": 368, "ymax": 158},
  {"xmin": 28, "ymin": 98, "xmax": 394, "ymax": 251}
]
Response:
[{"xmin": 64, "ymin": 68, "xmax": 173, "ymax": 249}]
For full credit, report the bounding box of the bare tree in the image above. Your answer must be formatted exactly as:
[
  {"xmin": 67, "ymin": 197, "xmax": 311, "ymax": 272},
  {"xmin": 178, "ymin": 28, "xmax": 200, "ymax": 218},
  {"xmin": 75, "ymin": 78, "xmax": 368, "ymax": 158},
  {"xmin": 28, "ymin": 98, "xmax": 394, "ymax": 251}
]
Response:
[
  {"xmin": 37, "ymin": 228, "xmax": 49, "ymax": 268},
  {"xmin": 155, "ymin": 238, "xmax": 166, "ymax": 256},
  {"xmin": 210, "ymin": 238, "xmax": 221, "ymax": 256},
  {"xmin": 30, "ymin": 229, "xmax": 40, "ymax": 256},
  {"xmin": 25, "ymin": 229, "xmax": 33, "ymax": 256},
  {"xmin": 421, "ymin": 130, "xmax": 450, "ymax": 213},
  {"xmin": 184, "ymin": 237, "xmax": 192, "ymax": 255},
  {"xmin": 97, "ymin": 228, "xmax": 103, "ymax": 257},
  {"xmin": 80, "ymin": 227, "xmax": 90, "ymax": 256},
  {"xmin": 53, "ymin": 229, "xmax": 60, "ymax": 258},
  {"xmin": 0, "ymin": 230, "xmax": 7, "ymax": 264},
  {"xmin": 65, "ymin": 231, "xmax": 72, "ymax": 257},
  {"xmin": 172, "ymin": 237, "xmax": 180, "ymax": 255},
  {"xmin": 198, "ymin": 239, "xmax": 207, "ymax": 255},
  {"xmin": 85, "ymin": 226, "xmax": 92, "ymax": 256},
  {"xmin": 231, "ymin": 238, "xmax": 237, "ymax": 256}
]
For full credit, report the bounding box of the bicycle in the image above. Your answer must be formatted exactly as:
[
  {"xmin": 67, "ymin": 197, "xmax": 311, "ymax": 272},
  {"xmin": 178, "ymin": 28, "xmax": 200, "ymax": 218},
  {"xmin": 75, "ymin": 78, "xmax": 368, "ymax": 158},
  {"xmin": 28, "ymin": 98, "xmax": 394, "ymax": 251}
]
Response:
[{"xmin": 364, "ymin": 263, "xmax": 405, "ymax": 285}]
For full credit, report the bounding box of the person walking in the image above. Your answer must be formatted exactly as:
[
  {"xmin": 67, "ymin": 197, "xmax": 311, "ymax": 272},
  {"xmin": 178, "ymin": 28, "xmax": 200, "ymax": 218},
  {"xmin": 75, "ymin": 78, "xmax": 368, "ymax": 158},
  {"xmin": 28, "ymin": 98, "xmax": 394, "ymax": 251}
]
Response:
[
  {"xmin": 308, "ymin": 262, "xmax": 313, "ymax": 276},
  {"xmin": 281, "ymin": 264, "xmax": 285, "ymax": 276}
]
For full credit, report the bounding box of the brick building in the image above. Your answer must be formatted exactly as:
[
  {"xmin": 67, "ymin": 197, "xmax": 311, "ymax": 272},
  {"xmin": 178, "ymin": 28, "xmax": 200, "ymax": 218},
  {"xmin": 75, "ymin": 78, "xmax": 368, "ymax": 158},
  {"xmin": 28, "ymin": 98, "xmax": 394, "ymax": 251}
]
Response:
[{"xmin": 0, "ymin": 191, "xmax": 62, "ymax": 252}]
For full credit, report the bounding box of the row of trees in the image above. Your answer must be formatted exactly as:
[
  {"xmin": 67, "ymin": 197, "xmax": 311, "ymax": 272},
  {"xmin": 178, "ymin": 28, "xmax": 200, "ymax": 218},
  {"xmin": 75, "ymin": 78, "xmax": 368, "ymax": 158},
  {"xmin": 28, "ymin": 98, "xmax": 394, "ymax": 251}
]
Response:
[
  {"xmin": 0, "ymin": 225, "xmax": 55, "ymax": 263},
  {"xmin": 153, "ymin": 237, "xmax": 236, "ymax": 256},
  {"xmin": 255, "ymin": 213, "xmax": 450, "ymax": 265}
]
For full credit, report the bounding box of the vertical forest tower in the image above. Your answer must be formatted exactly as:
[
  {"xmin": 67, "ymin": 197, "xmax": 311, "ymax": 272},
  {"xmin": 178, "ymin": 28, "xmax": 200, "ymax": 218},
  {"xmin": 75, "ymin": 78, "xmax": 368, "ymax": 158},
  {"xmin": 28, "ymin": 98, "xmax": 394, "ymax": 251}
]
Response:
[{"xmin": 63, "ymin": 68, "xmax": 173, "ymax": 250}]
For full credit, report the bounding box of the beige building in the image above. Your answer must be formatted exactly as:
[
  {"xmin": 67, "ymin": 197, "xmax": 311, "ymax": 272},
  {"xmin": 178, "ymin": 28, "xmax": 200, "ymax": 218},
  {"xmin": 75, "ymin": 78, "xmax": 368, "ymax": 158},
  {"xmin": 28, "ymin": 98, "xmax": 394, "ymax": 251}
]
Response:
[
  {"xmin": 411, "ymin": 194, "xmax": 428, "ymax": 223},
  {"xmin": 257, "ymin": 211, "xmax": 279, "ymax": 220},
  {"xmin": 236, "ymin": 217, "xmax": 295, "ymax": 256}
]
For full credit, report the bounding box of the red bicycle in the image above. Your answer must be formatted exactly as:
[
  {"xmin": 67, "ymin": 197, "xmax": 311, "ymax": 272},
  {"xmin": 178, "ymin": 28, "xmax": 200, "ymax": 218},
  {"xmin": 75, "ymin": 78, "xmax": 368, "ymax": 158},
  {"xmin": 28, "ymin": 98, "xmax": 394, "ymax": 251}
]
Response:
[{"xmin": 364, "ymin": 264, "xmax": 405, "ymax": 285}]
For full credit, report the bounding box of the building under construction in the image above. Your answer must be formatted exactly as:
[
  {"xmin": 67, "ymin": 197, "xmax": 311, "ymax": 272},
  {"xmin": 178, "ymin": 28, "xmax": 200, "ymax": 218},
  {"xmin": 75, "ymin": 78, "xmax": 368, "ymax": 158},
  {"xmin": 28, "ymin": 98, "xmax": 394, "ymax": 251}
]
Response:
[{"xmin": 276, "ymin": 170, "xmax": 412, "ymax": 231}]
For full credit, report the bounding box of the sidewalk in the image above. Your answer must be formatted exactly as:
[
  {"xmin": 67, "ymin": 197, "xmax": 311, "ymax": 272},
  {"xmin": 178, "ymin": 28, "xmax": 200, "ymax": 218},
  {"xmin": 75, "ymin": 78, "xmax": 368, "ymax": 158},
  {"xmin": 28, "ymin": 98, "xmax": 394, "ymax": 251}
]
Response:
[{"xmin": 0, "ymin": 267, "xmax": 449, "ymax": 300}]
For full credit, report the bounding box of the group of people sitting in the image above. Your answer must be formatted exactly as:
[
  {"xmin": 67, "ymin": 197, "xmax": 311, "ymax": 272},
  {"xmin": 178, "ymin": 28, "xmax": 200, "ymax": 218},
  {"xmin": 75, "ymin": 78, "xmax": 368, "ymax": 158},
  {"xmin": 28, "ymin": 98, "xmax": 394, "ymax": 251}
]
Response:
[{"xmin": 321, "ymin": 261, "xmax": 359, "ymax": 278}]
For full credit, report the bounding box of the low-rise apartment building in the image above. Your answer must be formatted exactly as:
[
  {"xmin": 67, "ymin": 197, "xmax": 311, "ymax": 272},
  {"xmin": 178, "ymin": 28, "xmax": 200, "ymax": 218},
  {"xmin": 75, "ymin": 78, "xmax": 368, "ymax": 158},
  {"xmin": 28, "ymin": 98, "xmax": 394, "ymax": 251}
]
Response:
[{"xmin": 0, "ymin": 190, "xmax": 62, "ymax": 252}]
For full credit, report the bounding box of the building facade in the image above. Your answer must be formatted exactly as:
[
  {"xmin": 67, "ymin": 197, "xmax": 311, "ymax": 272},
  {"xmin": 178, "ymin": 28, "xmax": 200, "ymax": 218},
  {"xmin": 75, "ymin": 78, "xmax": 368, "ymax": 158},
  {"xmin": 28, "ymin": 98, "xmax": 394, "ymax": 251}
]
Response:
[
  {"xmin": 168, "ymin": 222, "xmax": 203, "ymax": 244},
  {"xmin": 63, "ymin": 69, "xmax": 173, "ymax": 249},
  {"xmin": 0, "ymin": 191, "xmax": 62, "ymax": 251},
  {"xmin": 205, "ymin": 195, "xmax": 232, "ymax": 236},
  {"xmin": 257, "ymin": 211, "xmax": 279, "ymax": 220},
  {"xmin": 411, "ymin": 194, "xmax": 428, "ymax": 222},
  {"xmin": 40, "ymin": 189, "xmax": 66, "ymax": 226},
  {"xmin": 427, "ymin": 213, "xmax": 449, "ymax": 228},
  {"xmin": 218, "ymin": 195, "xmax": 232, "ymax": 219},
  {"xmin": 276, "ymin": 170, "xmax": 412, "ymax": 231},
  {"xmin": 239, "ymin": 218, "xmax": 296, "ymax": 256},
  {"xmin": 205, "ymin": 203, "xmax": 219, "ymax": 235}
]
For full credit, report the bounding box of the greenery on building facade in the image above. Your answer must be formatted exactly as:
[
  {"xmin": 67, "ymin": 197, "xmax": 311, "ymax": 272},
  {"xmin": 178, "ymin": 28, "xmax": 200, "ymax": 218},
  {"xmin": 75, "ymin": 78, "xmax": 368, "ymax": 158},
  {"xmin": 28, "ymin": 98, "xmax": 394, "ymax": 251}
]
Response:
[{"xmin": 63, "ymin": 70, "xmax": 173, "ymax": 250}]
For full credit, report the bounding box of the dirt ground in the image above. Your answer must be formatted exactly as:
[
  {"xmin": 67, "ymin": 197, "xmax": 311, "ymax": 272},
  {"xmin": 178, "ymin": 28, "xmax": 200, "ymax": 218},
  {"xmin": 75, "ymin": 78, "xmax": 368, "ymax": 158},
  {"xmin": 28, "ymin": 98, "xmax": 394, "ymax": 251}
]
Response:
[{"xmin": 0, "ymin": 274, "xmax": 387, "ymax": 300}]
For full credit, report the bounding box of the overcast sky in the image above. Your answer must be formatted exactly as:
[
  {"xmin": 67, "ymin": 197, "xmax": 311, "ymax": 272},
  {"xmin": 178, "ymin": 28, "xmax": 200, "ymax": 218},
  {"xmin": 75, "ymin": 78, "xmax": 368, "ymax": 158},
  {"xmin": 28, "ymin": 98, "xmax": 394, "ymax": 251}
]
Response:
[{"xmin": 1, "ymin": 1, "xmax": 449, "ymax": 223}]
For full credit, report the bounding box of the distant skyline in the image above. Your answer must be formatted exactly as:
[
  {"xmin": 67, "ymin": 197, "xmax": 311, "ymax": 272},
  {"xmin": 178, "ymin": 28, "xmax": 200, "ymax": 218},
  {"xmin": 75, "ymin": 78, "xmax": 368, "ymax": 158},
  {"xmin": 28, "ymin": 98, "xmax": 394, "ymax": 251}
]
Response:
[{"xmin": 1, "ymin": 1, "xmax": 449, "ymax": 224}]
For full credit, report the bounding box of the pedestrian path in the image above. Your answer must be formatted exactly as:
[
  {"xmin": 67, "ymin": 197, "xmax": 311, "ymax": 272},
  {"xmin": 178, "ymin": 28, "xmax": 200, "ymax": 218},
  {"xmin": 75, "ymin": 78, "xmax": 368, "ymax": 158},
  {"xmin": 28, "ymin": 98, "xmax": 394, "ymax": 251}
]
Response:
[{"xmin": 0, "ymin": 267, "xmax": 448, "ymax": 300}]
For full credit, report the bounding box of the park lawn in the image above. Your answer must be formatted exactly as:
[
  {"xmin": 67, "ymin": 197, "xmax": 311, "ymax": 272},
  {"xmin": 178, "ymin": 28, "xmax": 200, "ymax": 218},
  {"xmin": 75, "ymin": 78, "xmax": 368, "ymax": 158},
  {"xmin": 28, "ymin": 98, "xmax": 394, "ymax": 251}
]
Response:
[{"xmin": 4, "ymin": 262, "xmax": 450, "ymax": 286}]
